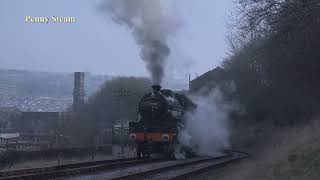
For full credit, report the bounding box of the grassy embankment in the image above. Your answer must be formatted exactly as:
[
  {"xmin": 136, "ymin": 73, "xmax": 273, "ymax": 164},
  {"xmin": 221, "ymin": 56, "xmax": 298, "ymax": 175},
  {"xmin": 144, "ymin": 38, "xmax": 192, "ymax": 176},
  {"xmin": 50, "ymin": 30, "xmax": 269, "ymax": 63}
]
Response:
[{"xmin": 197, "ymin": 117, "xmax": 320, "ymax": 180}]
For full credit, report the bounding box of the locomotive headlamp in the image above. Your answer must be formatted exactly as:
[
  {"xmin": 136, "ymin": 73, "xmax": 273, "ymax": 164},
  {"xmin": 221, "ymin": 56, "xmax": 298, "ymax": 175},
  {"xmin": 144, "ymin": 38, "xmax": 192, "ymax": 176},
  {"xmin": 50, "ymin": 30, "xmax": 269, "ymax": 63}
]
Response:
[
  {"xmin": 162, "ymin": 134, "xmax": 169, "ymax": 142},
  {"xmin": 129, "ymin": 133, "xmax": 136, "ymax": 141}
]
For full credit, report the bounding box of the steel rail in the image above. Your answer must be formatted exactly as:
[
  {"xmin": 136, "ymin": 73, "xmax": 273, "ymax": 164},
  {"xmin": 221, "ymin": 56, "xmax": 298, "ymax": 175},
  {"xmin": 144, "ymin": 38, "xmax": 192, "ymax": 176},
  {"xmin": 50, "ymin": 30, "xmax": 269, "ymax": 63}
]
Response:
[
  {"xmin": 168, "ymin": 151, "xmax": 249, "ymax": 180},
  {"xmin": 0, "ymin": 157, "xmax": 156, "ymax": 180},
  {"xmin": 108, "ymin": 151, "xmax": 248, "ymax": 180}
]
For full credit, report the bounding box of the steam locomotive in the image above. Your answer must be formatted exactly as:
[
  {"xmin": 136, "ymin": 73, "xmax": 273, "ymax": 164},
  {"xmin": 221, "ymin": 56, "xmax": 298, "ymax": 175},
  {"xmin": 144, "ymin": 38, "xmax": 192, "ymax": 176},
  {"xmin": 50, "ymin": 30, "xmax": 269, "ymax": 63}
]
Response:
[{"xmin": 129, "ymin": 85, "xmax": 196, "ymax": 158}]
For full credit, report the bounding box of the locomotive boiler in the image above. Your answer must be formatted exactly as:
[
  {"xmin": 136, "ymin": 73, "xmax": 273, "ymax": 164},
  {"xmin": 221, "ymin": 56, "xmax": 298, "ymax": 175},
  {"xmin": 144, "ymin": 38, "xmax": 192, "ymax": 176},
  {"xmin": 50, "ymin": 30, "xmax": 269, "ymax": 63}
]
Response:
[{"xmin": 129, "ymin": 85, "xmax": 196, "ymax": 158}]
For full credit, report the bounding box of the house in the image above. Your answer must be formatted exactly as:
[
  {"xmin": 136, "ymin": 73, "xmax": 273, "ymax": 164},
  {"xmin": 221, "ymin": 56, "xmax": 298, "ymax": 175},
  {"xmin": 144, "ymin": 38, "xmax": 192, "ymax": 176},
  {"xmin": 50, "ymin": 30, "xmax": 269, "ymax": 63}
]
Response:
[
  {"xmin": 0, "ymin": 107, "xmax": 21, "ymax": 132},
  {"xmin": 190, "ymin": 66, "xmax": 227, "ymax": 93}
]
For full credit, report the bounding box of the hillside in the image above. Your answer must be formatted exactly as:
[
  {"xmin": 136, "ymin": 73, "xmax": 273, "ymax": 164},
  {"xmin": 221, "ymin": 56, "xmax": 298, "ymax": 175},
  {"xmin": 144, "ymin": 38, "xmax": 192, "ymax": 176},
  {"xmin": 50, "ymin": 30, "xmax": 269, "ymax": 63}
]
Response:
[
  {"xmin": 202, "ymin": 0, "xmax": 320, "ymax": 179},
  {"xmin": 195, "ymin": 117, "xmax": 320, "ymax": 180}
]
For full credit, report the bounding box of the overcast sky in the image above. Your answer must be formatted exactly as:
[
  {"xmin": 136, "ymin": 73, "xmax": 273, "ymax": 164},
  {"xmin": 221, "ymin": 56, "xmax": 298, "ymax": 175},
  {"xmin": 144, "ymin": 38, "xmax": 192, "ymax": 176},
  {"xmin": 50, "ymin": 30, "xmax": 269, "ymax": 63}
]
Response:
[{"xmin": 0, "ymin": 0, "xmax": 234, "ymax": 80}]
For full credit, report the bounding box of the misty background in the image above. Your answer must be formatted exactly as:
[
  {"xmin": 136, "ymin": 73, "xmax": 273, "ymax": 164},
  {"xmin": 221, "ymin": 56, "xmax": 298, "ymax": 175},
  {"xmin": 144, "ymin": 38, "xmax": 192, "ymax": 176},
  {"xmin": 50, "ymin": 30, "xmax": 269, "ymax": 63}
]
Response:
[{"xmin": 0, "ymin": 0, "xmax": 233, "ymax": 82}]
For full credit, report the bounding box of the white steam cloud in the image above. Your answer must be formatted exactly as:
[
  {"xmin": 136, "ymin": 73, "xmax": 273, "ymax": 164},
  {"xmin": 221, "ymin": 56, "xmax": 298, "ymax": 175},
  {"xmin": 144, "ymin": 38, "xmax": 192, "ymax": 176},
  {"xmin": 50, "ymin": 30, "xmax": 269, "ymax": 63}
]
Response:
[
  {"xmin": 179, "ymin": 88, "xmax": 235, "ymax": 156},
  {"xmin": 100, "ymin": 0, "xmax": 180, "ymax": 85}
]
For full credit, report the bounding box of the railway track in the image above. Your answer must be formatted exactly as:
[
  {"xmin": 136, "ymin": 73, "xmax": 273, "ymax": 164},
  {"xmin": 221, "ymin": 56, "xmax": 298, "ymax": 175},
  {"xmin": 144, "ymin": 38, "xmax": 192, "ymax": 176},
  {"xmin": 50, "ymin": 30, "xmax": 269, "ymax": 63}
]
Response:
[
  {"xmin": 0, "ymin": 157, "xmax": 158, "ymax": 180},
  {"xmin": 0, "ymin": 151, "xmax": 248, "ymax": 180},
  {"xmin": 150, "ymin": 151, "xmax": 249, "ymax": 180},
  {"xmin": 105, "ymin": 151, "xmax": 248, "ymax": 180}
]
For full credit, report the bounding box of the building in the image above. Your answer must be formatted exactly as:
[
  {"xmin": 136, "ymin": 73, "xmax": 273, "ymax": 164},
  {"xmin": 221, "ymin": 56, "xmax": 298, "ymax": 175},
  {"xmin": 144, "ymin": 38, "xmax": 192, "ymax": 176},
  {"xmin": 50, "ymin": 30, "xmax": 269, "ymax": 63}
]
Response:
[
  {"xmin": 0, "ymin": 133, "xmax": 54, "ymax": 151},
  {"xmin": 0, "ymin": 107, "xmax": 21, "ymax": 133},
  {"xmin": 0, "ymin": 110, "xmax": 63, "ymax": 151},
  {"xmin": 112, "ymin": 121, "xmax": 129, "ymax": 146},
  {"xmin": 190, "ymin": 66, "xmax": 227, "ymax": 93},
  {"xmin": 15, "ymin": 112, "xmax": 60, "ymax": 134},
  {"xmin": 96, "ymin": 121, "xmax": 113, "ymax": 146}
]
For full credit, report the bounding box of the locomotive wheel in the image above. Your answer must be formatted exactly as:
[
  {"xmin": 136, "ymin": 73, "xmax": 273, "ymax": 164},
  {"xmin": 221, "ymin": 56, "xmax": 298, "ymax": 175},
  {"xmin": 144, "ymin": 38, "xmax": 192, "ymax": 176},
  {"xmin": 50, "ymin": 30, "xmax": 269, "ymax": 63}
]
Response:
[
  {"xmin": 168, "ymin": 151, "xmax": 175, "ymax": 160},
  {"xmin": 137, "ymin": 151, "xmax": 142, "ymax": 159},
  {"xmin": 170, "ymin": 137, "xmax": 179, "ymax": 160},
  {"xmin": 137, "ymin": 145, "xmax": 143, "ymax": 159},
  {"xmin": 142, "ymin": 151, "xmax": 150, "ymax": 158},
  {"xmin": 137, "ymin": 145, "xmax": 150, "ymax": 158},
  {"xmin": 165, "ymin": 144, "xmax": 175, "ymax": 160}
]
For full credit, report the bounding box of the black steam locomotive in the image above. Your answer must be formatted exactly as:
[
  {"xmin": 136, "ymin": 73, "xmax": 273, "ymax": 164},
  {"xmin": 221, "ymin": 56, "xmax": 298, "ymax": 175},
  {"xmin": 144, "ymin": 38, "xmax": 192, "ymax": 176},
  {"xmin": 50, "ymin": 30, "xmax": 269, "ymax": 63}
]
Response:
[{"xmin": 129, "ymin": 85, "xmax": 196, "ymax": 158}]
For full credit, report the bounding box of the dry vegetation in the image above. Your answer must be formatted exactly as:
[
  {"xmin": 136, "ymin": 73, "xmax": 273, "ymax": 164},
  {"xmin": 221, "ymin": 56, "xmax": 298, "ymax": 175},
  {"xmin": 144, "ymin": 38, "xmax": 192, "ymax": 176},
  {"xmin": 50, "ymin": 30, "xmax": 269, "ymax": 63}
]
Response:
[
  {"xmin": 222, "ymin": 0, "xmax": 320, "ymax": 124},
  {"xmin": 197, "ymin": 116, "xmax": 320, "ymax": 180}
]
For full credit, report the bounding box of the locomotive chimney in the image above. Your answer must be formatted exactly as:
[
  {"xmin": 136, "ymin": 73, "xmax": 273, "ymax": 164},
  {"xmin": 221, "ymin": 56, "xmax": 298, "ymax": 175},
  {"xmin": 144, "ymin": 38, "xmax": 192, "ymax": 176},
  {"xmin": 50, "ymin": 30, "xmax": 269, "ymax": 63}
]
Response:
[{"xmin": 151, "ymin": 85, "xmax": 161, "ymax": 92}]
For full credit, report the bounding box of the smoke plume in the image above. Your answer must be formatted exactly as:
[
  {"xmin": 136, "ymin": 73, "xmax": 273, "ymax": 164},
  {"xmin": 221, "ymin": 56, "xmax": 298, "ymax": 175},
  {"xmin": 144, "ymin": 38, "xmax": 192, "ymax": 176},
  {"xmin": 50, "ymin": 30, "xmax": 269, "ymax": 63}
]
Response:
[
  {"xmin": 101, "ymin": 0, "xmax": 179, "ymax": 85},
  {"xmin": 179, "ymin": 87, "xmax": 235, "ymax": 156}
]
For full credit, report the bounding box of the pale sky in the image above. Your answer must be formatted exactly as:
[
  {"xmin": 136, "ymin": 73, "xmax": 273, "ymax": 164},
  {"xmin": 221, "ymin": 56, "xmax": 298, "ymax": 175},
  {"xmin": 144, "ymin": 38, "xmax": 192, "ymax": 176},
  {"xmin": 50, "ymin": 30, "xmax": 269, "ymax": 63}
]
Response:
[{"xmin": 0, "ymin": 0, "xmax": 234, "ymax": 79}]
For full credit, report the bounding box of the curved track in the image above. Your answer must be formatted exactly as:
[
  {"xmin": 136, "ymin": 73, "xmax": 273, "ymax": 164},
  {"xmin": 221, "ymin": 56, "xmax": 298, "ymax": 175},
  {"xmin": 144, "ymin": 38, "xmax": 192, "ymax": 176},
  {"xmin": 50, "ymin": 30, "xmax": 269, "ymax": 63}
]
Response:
[
  {"xmin": 0, "ymin": 151, "xmax": 248, "ymax": 180},
  {"xmin": 161, "ymin": 151, "xmax": 249, "ymax": 180},
  {"xmin": 107, "ymin": 151, "xmax": 248, "ymax": 180},
  {"xmin": 0, "ymin": 158, "xmax": 158, "ymax": 180}
]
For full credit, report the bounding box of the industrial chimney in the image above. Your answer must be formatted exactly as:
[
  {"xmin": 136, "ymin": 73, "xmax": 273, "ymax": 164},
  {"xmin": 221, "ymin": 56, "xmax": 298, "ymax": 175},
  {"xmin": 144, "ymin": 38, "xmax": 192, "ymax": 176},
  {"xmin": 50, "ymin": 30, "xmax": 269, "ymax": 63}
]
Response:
[{"xmin": 73, "ymin": 72, "xmax": 85, "ymax": 112}]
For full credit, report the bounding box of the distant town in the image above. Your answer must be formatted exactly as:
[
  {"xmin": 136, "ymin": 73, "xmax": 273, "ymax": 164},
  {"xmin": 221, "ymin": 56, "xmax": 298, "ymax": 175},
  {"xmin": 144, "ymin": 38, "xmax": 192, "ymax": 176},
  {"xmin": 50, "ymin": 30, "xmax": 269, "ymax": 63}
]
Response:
[{"xmin": 0, "ymin": 69, "xmax": 110, "ymax": 112}]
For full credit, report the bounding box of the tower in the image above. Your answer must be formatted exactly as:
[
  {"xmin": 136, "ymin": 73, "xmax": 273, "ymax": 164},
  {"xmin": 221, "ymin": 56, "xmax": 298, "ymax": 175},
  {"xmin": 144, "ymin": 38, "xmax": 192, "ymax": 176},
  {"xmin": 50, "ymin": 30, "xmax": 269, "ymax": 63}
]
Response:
[{"xmin": 73, "ymin": 72, "xmax": 85, "ymax": 112}]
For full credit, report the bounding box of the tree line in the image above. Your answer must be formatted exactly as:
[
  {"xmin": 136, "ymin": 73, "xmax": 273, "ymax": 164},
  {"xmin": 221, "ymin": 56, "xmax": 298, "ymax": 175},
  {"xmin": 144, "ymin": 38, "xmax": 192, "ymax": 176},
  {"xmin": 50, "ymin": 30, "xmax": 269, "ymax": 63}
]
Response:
[
  {"xmin": 222, "ymin": 0, "xmax": 320, "ymax": 125},
  {"xmin": 54, "ymin": 77, "xmax": 152, "ymax": 146}
]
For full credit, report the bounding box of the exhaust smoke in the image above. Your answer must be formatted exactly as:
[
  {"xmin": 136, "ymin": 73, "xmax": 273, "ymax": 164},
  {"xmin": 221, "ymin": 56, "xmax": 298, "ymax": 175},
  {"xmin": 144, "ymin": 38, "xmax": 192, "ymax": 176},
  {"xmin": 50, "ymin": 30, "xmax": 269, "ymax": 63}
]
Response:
[
  {"xmin": 179, "ymin": 87, "xmax": 235, "ymax": 157},
  {"xmin": 100, "ymin": 0, "xmax": 180, "ymax": 85}
]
